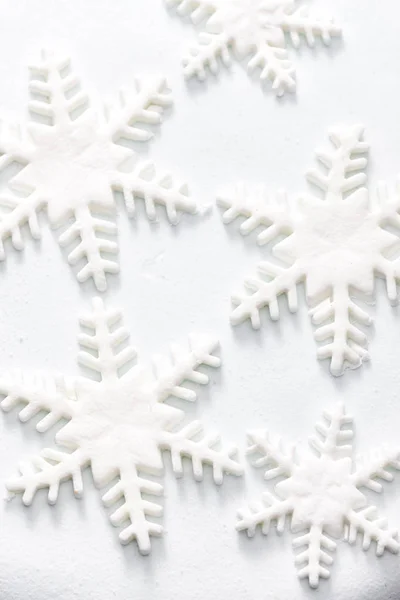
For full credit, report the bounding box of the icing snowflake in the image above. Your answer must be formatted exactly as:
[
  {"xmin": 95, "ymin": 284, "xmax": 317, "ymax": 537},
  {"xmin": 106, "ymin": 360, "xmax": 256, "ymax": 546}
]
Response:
[
  {"xmin": 218, "ymin": 125, "xmax": 400, "ymax": 375},
  {"xmin": 0, "ymin": 51, "xmax": 196, "ymax": 291},
  {"xmin": 237, "ymin": 403, "xmax": 400, "ymax": 588},
  {"xmin": 166, "ymin": 0, "xmax": 341, "ymax": 95},
  {"xmin": 0, "ymin": 298, "xmax": 242, "ymax": 553}
]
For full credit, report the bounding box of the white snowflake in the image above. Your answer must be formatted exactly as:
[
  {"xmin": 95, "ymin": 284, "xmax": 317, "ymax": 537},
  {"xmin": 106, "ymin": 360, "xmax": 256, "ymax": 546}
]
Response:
[
  {"xmin": 237, "ymin": 403, "xmax": 400, "ymax": 588},
  {"xmin": 0, "ymin": 51, "xmax": 196, "ymax": 291},
  {"xmin": 0, "ymin": 298, "xmax": 242, "ymax": 553},
  {"xmin": 166, "ymin": 0, "xmax": 341, "ymax": 95},
  {"xmin": 218, "ymin": 125, "xmax": 400, "ymax": 376}
]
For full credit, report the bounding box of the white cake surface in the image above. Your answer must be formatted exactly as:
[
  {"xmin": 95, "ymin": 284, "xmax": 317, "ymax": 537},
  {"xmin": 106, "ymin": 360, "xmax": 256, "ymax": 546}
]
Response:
[{"xmin": 1, "ymin": 1, "xmax": 400, "ymax": 599}]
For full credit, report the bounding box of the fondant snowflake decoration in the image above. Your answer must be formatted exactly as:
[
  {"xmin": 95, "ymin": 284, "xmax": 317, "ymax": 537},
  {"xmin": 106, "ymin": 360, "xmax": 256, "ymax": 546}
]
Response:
[
  {"xmin": 166, "ymin": 0, "xmax": 341, "ymax": 95},
  {"xmin": 218, "ymin": 125, "xmax": 400, "ymax": 375},
  {"xmin": 237, "ymin": 404, "xmax": 400, "ymax": 588},
  {"xmin": 0, "ymin": 298, "xmax": 242, "ymax": 553},
  {"xmin": 0, "ymin": 51, "xmax": 196, "ymax": 291}
]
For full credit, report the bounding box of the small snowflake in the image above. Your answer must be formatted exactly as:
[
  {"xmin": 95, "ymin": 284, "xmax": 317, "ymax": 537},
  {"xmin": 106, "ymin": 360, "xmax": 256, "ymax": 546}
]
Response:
[
  {"xmin": 0, "ymin": 298, "xmax": 242, "ymax": 553},
  {"xmin": 0, "ymin": 50, "xmax": 196, "ymax": 291},
  {"xmin": 166, "ymin": 0, "xmax": 341, "ymax": 95},
  {"xmin": 237, "ymin": 403, "xmax": 400, "ymax": 588},
  {"xmin": 218, "ymin": 125, "xmax": 400, "ymax": 375}
]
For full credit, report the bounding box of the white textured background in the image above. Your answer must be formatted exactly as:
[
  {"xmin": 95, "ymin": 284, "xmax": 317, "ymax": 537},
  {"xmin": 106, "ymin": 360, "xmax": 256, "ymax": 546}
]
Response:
[{"xmin": 0, "ymin": 1, "xmax": 400, "ymax": 599}]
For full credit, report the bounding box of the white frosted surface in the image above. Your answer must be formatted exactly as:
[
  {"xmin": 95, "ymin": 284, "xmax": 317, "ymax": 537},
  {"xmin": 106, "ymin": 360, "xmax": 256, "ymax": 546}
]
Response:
[{"xmin": 1, "ymin": 1, "xmax": 400, "ymax": 598}]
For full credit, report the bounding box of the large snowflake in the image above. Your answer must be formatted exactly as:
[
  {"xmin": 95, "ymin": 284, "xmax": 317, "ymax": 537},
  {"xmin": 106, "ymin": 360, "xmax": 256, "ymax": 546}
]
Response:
[
  {"xmin": 0, "ymin": 298, "xmax": 242, "ymax": 552},
  {"xmin": 0, "ymin": 50, "xmax": 196, "ymax": 291},
  {"xmin": 218, "ymin": 125, "xmax": 400, "ymax": 375},
  {"xmin": 166, "ymin": 0, "xmax": 341, "ymax": 95},
  {"xmin": 237, "ymin": 403, "xmax": 400, "ymax": 588}
]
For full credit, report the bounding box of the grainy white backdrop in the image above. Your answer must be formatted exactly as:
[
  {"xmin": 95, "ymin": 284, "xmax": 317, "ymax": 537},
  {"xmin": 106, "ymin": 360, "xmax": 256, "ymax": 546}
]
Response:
[{"xmin": 0, "ymin": 1, "xmax": 400, "ymax": 599}]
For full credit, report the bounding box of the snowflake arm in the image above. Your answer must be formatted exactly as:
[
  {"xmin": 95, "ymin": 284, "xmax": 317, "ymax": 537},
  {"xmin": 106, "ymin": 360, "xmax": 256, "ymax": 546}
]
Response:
[
  {"xmin": 159, "ymin": 421, "xmax": 242, "ymax": 484},
  {"xmin": 246, "ymin": 430, "xmax": 296, "ymax": 480},
  {"xmin": 231, "ymin": 262, "xmax": 301, "ymax": 329},
  {"xmin": 306, "ymin": 125, "xmax": 369, "ymax": 202},
  {"xmin": 58, "ymin": 205, "xmax": 119, "ymax": 291},
  {"xmin": 153, "ymin": 334, "xmax": 221, "ymax": 403},
  {"xmin": 113, "ymin": 161, "xmax": 196, "ymax": 225},
  {"xmin": 308, "ymin": 403, "xmax": 353, "ymax": 459},
  {"xmin": 311, "ymin": 288, "xmax": 371, "ymax": 376},
  {"xmin": 0, "ymin": 370, "xmax": 77, "ymax": 432},
  {"xmin": 345, "ymin": 507, "xmax": 399, "ymax": 555},
  {"xmin": 293, "ymin": 526, "xmax": 336, "ymax": 588},
  {"xmin": 0, "ymin": 120, "xmax": 33, "ymax": 170},
  {"xmin": 351, "ymin": 447, "xmax": 400, "ymax": 493},
  {"xmin": 247, "ymin": 43, "xmax": 295, "ymax": 96},
  {"xmin": 276, "ymin": 5, "xmax": 341, "ymax": 49},
  {"xmin": 102, "ymin": 464, "xmax": 163, "ymax": 553},
  {"xmin": 6, "ymin": 448, "xmax": 87, "ymax": 505},
  {"xmin": 103, "ymin": 78, "xmax": 172, "ymax": 142},
  {"xmin": 217, "ymin": 184, "xmax": 293, "ymax": 246},
  {"xmin": 182, "ymin": 32, "xmax": 232, "ymax": 80},
  {"xmin": 236, "ymin": 491, "xmax": 292, "ymax": 536},
  {"xmin": 77, "ymin": 297, "xmax": 136, "ymax": 382},
  {"xmin": 0, "ymin": 192, "xmax": 44, "ymax": 259},
  {"xmin": 29, "ymin": 51, "xmax": 89, "ymax": 128}
]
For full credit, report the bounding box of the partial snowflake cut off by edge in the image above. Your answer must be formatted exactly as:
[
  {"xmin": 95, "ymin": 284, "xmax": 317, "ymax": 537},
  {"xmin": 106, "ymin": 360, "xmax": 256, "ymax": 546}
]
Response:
[
  {"xmin": 166, "ymin": 0, "xmax": 341, "ymax": 96},
  {"xmin": 218, "ymin": 124, "xmax": 400, "ymax": 376},
  {"xmin": 0, "ymin": 50, "xmax": 197, "ymax": 291},
  {"xmin": 236, "ymin": 403, "xmax": 400, "ymax": 588},
  {"xmin": 0, "ymin": 297, "xmax": 242, "ymax": 553}
]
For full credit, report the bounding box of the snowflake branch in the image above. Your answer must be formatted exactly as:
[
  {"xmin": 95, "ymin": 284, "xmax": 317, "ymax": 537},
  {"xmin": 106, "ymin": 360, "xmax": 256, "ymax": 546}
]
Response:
[
  {"xmin": 6, "ymin": 448, "xmax": 87, "ymax": 505},
  {"xmin": 217, "ymin": 184, "xmax": 293, "ymax": 245},
  {"xmin": 246, "ymin": 430, "xmax": 296, "ymax": 480},
  {"xmin": 277, "ymin": 5, "xmax": 341, "ymax": 48},
  {"xmin": 0, "ymin": 120, "xmax": 33, "ymax": 168},
  {"xmin": 182, "ymin": 32, "xmax": 231, "ymax": 80},
  {"xmin": 58, "ymin": 204, "xmax": 119, "ymax": 291},
  {"xmin": 153, "ymin": 334, "xmax": 221, "ymax": 403},
  {"xmin": 0, "ymin": 192, "xmax": 44, "ymax": 259},
  {"xmin": 77, "ymin": 298, "xmax": 136, "ymax": 382},
  {"xmin": 311, "ymin": 285, "xmax": 371, "ymax": 375},
  {"xmin": 0, "ymin": 370, "xmax": 77, "ymax": 432},
  {"xmin": 308, "ymin": 403, "xmax": 353, "ymax": 459},
  {"xmin": 160, "ymin": 421, "xmax": 242, "ymax": 484},
  {"xmin": 352, "ymin": 447, "xmax": 400, "ymax": 493},
  {"xmin": 345, "ymin": 507, "xmax": 399, "ymax": 555},
  {"xmin": 306, "ymin": 125, "xmax": 369, "ymax": 202},
  {"xmin": 103, "ymin": 78, "xmax": 172, "ymax": 142},
  {"xmin": 236, "ymin": 491, "xmax": 292, "ymax": 536},
  {"xmin": 231, "ymin": 261, "xmax": 301, "ymax": 329},
  {"xmin": 102, "ymin": 464, "xmax": 163, "ymax": 553},
  {"xmin": 248, "ymin": 42, "xmax": 295, "ymax": 96},
  {"xmin": 293, "ymin": 526, "xmax": 336, "ymax": 588},
  {"xmin": 113, "ymin": 161, "xmax": 196, "ymax": 224},
  {"xmin": 165, "ymin": 0, "xmax": 214, "ymax": 24},
  {"xmin": 29, "ymin": 51, "xmax": 88, "ymax": 128}
]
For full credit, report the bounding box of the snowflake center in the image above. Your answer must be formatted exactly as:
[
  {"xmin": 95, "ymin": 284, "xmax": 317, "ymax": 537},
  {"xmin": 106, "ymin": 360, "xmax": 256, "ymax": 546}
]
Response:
[{"xmin": 276, "ymin": 456, "xmax": 365, "ymax": 533}]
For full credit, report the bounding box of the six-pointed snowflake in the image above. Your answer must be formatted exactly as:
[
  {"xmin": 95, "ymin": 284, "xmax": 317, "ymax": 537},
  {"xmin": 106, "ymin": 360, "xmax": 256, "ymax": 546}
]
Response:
[
  {"xmin": 166, "ymin": 0, "xmax": 341, "ymax": 95},
  {"xmin": 237, "ymin": 403, "xmax": 400, "ymax": 588},
  {"xmin": 0, "ymin": 50, "xmax": 196, "ymax": 291},
  {"xmin": 218, "ymin": 125, "xmax": 400, "ymax": 375},
  {"xmin": 0, "ymin": 298, "xmax": 242, "ymax": 553}
]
